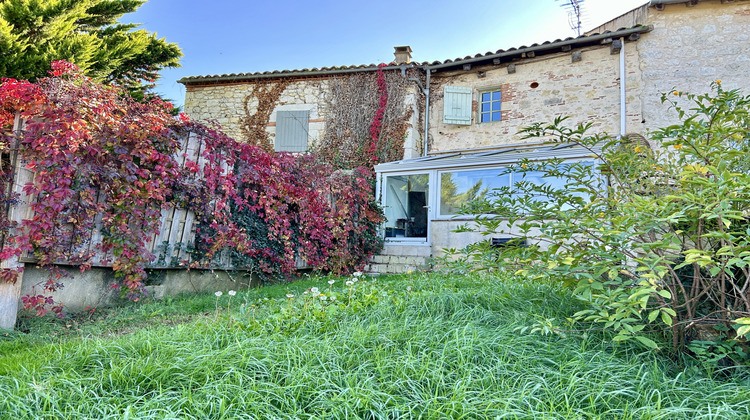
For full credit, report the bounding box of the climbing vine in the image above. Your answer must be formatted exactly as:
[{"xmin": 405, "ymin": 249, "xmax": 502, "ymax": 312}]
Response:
[
  {"xmin": 0, "ymin": 62, "xmax": 383, "ymax": 316},
  {"xmin": 239, "ymin": 80, "xmax": 291, "ymax": 152},
  {"xmin": 315, "ymin": 65, "xmax": 414, "ymax": 169}
]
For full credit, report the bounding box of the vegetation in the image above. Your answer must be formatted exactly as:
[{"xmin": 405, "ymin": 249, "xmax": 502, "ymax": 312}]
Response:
[
  {"xmin": 0, "ymin": 62, "xmax": 382, "ymax": 316},
  {"xmin": 1, "ymin": 273, "xmax": 748, "ymax": 419},
  {"xmin": 314, "ymin": 64, "xmax": 414, "ymax": 169},
  {"xmin": 445, "ymin": 82, "xmax": 750, "ymax": 357},
  {"xmin": 0, "ymin": 0, "xmax": 181, "ymax": 96}
]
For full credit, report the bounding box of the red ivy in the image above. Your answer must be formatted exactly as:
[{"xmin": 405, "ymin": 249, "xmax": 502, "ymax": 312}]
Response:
[{"xmin": 0, "ymin": 61, "xmax": 383, "ymax": 316}]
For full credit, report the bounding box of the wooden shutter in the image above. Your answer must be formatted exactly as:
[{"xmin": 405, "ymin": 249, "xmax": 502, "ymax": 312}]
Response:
[
  {"xmin": 443, "ymin": 86, "xmax": 473, "ymax": 125},
  {"xmin": 275, "ymin": 111, "xmax": 309, "ymax": 152}
]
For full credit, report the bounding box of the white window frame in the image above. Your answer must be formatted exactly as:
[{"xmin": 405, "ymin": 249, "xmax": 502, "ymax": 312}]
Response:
[
  {"xmin": 377, "ymin": 171, "xmax": 434, "ymax": 244},
  {"xmin": 435, "ymin": 159, "xmax": 600, "ymax": 219}
]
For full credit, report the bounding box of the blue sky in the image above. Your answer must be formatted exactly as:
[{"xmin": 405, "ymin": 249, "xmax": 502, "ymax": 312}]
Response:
[{"xmin": 125, "ymin": 0, "xmax": 648, "ymax": 108}]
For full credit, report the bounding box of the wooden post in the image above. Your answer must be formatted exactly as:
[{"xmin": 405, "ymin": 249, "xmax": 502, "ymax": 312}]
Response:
[
  {"xmin": 0, "ymin": 114, "xmax": 27, "ymax": 330},
  {"xmin": 0, "ymin": 268, "xmax": 23, "ymax": 329}
]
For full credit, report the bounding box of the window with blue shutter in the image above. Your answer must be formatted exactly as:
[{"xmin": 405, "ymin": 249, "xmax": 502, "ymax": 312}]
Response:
[
  {"xmin": 443, "ymin": 86, "xmax": 473, "ymax": 125},
  {"xmin": 275, "ymin": 110, "xmax": 309, "ymax": 152}
]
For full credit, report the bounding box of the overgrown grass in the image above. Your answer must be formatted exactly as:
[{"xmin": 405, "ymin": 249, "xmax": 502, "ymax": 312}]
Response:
[{"xmin": 1, "ymin": 273, "xmax": 748, "ymax": 419}]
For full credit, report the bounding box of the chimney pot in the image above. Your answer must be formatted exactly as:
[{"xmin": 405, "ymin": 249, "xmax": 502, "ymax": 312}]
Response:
[{"xmin": 394, "ymin": 46, "xmax": 412, "ymax": 64}]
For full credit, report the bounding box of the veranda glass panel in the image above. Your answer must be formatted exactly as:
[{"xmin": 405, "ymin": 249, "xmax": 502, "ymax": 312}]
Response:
[
  {"xmin": 440, "ymin": 168, "xmax": 510, "ymax": 215},
  {"xmin": 384, "ymin": 174, "xmax": 429, "ymax": 239}
]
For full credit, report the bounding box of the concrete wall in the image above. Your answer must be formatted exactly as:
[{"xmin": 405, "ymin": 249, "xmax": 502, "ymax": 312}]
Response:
[
  {"xmin": 428, "ymin": 44, "xmax": 642, "ymax": 153},
  {"xmin": 430, "ymin": 219, "xmax": 545, "ymax": 261},
  {"xmin": 18, "ymin": 265, "xmax": 257, "ymax": 313},
  {"xmin": 638, "ymin": 0, "xmax": 750, "ymax": 133}
]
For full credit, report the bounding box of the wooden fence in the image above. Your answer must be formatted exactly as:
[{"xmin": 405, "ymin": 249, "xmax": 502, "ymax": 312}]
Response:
[{"xmin": 2, "ymin": 118, "xmax": 231, "ymax": 271}]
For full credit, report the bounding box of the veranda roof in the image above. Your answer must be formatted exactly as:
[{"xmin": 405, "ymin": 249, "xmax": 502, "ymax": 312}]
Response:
[{"xmin": 374, "ymin": 143, "xmax": 604, "ymax": 174}]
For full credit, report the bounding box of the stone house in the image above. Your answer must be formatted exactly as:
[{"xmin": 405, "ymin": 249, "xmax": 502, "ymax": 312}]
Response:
[{"xmin": 179, "ymin": 0, "xmax": 750, "ymax": 274}]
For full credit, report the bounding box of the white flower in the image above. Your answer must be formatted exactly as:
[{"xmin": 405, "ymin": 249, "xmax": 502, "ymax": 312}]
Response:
[
  {"xmin": 228, "ymin": 290, "xmax": 236, "ymax": 296},
  {"xmin": 346, "ymin": 280, "xmax": 354, "ymax": 286},
  {"xmin": 353, "ymin": 271, "xmax": 363, "ymax": 277},
  {"xmin": 319, "ymin": 295, "xmax": 327, "ymax": 301},
  {"xmin": 330, "ymin": 296, "xmax": 337, "ymax": 301},
  {"xmin": 286, "ymin": 293, "xmax": 294, "ymax": 298},
  {"xmin": 311, "ymin": 287, "xmax": 319, "ymax": 293},
  {"xmin": 215, "ymin": 291, "xmax": 223, "ymax": 297},
  {"xmin": 312, "ymin": 290, "xmax": 320, "ymax": 297},
  {"xmin": 328, "ymin": 279, "xmax": 335, "ymax": 285}
]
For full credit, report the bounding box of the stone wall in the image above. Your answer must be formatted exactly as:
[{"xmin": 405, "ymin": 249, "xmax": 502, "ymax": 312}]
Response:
[
  {"xmin": 586, "ymin": 5, "xmax": 650, "ymax": 35},
  {"xmin": 183, "ymin": 74, "xmax": 422, "ymax": 158},
  {"xmin": 637, "ymin": 0, "xmax": 750, "ymax": 133},
  {"xmin": 184, "ymin": 78, "xmax": 329, "ymax": 147},
  {"xmin": 428, "ymin": 44, "xmax": 642, "ymax": 153}
]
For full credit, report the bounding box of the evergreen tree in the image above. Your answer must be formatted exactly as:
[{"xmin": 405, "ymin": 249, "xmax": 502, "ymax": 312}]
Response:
[{"xmin": 0, "ymin": 0, "xmax": 181, "ymax": 95}]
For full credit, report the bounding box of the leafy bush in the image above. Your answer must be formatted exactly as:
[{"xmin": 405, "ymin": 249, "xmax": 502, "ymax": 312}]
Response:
[
  {"xmin": 448, "ymin": 82, "xmax": 750, "ymax": 352},
  {"xmin": 0, "ymin": 62, "xmax": 383, "ymax": 315}
]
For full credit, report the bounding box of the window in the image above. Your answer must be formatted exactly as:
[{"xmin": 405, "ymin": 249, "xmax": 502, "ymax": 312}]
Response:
[
  {"xmin": 479, "ymin": 89, "xmax": 502, "ymax": 123},
  {"xmin": 440, "ymin": 168, "xmax": 509, "ymax": 215},
  {"xmin": 275, "ymin": 110, "xmax": 309, "ymax": 152},
  {"xmin": 383, "ymin": 174, "xmax": 429, "ymax": 239},
  {"xmin": 438, "ymin": 164, "xmax": 593, "ymax": 217}
]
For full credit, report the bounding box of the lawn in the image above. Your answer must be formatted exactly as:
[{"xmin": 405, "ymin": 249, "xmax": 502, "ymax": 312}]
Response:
[{"xmin": 1, "ymin": 272, "xmax": 748, "ymax": 419}]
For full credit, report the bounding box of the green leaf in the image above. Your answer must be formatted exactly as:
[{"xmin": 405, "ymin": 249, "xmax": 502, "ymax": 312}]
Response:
[
  {"xmin": 662, "ymin": 308, "xmax": 677, "ymax": 317},
  {"xmin": 647, "ymin": 310, "xmax": 660, "ymax": 323},
  {"xmin": 657, "ymin": 289, "xmax": 671, "ymax": 299},
  {"xmin": 635, "ymin": 336, "xmax": 659, "ymax": 349},
  {"xmin": 660, "ymin": 311, "xmax": 673, "ymax": 326}
]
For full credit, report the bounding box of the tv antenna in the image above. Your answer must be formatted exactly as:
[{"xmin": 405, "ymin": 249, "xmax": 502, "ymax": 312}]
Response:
[{"xmin": 557, "ymin": 0, "xmax": 585, "ymax": 36}]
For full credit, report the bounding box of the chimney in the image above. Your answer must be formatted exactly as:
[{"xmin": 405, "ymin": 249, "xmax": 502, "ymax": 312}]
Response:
[{"xmin": 393, "ymin": 46, "xmax": 412, "ymax": 64}]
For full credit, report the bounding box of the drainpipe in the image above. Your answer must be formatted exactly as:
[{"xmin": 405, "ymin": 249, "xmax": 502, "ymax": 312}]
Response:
[{"xmin": 619, "ymin": 37, "xmax": 627, "ymax": 138}]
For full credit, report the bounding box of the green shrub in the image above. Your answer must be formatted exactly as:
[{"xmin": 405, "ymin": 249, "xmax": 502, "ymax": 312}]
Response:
[{"xmin": 448, "ymin": 82, "xmax": 750, "ymax": 353}]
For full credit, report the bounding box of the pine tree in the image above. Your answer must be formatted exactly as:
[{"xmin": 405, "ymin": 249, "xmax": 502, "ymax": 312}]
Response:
[{"xmin": 0, "ymin": 0, "xmax": 181, "ymax": 95}]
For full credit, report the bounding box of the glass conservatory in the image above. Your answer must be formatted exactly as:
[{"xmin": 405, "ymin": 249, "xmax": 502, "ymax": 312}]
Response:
[{"xmin": 374, "ymin": 143, "xmax": 603, "ymax": 247}]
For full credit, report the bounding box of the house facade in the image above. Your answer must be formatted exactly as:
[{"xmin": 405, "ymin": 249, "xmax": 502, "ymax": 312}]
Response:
[{"xmin": 179, "ymin": 0, "xmax": 750, "ymax": 274}]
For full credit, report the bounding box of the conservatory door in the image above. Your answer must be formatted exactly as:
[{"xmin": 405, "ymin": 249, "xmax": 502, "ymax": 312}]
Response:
[{"xmin": 383, "ymin": 173, "xmax": 429, "ymax": 242}]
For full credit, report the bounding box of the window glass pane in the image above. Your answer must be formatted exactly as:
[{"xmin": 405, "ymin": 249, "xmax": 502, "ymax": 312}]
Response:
[
  {"xmin": 513, "ymin": 169, "xmax": 587, "ymax": 208},
  {"xmin": 492, "ymin": 101, "xmax": 502, "ymax": 111},
  {"xmin": 481, "ymin": 92, "xmax": 491, "ymax": 102},
  {"xmin": 440, "ymin": 169, "xmax": 510, "ymax": 215},
  {"xmin": 492, "ymin": 112, "xmax": 502, "ymax": 121},
  {"xmin": 384, "ymin": 174, "xmax": 429, "ymax": 238},
  {"xmin": 481, "ymin": 103, "xmax": 490, "ymax": 112},
  {"xmin": 492, "ymin": 91, "xmax": 502, "ymax": 100},
  {"xmin": 481, "ymin": 113, "xmax": 490, "ymax": 122}
]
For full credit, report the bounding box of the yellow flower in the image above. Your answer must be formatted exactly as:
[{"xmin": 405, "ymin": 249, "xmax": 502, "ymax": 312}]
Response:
[
  {"xmin": 673, "ymin": 91, "xmax": 680, "ymax": 96},
  {"xmin": 716, "ymin": 79, "xmax": 722, "ymax": 84},
  {"xmin": 674, "ymin": 144, "xmax": 682, "ymax": 150}
]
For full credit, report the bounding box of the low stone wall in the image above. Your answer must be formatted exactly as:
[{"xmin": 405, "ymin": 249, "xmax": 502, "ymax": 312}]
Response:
[
  {"xmin": 18, "ymin": 265, "xmax": 258, "ymax": 313},
  {"xmin": 366, "ymin": 244, "xmax": 431, "ymax": 274}
]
